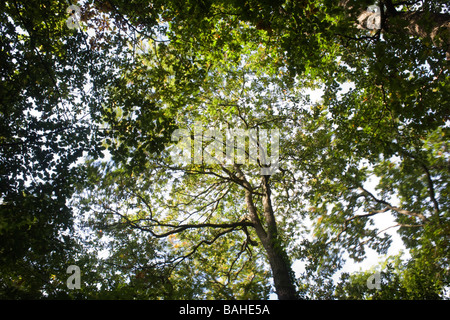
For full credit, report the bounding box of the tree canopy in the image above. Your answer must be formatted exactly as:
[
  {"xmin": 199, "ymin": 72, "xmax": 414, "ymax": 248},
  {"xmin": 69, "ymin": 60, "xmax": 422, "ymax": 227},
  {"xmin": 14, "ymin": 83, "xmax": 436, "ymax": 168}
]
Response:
[{"xmin": 1, "ymin": 0, "xmax": 448, "ymax": 299}]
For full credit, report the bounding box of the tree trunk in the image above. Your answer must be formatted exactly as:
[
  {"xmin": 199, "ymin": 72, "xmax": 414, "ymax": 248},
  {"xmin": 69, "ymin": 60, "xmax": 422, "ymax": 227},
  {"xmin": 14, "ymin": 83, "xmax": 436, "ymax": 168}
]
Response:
[
  {"xmin": 260, "ymin": 175, "xmax": 298, "ymax": 300},
  {"xmin": 246, "ymin": 185, "xmax": 298, "ymax": 300},
  {"xmin": 236, "ymin": 164, "xmax": 297, "ymax": 300},
  {"xmin": 260, "ymin": 234, "xmax": 298, "ymax": 300}
]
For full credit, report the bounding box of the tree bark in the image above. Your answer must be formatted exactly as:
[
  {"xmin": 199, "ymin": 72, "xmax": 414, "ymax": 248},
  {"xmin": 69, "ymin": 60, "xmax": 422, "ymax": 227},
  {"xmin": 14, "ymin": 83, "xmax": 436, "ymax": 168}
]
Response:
[
  {"xmin": 235, "ymin": 165, "xmax": 297, "ymax": 300},
  {"xmin": 260, "ymin": 175, "xmax": 298, "ymax": 300},
  {"xmin": 395, "ymin": 11, "xmax": 450, "ymax": 51},
  {"xmin": 261, "ymin": 237, "xmax": 298, "ymax": 300},
  {"xmin": 340, "ymin": 0, "xmax": 450, "ymax": 56}
]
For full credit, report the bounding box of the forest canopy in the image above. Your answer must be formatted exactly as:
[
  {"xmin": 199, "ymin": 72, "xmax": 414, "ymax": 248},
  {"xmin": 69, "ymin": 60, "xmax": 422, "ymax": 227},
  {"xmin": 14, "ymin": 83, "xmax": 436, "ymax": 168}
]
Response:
[{"xmin": 1, "ymin": 0, "xmax": 449, "ymax": 299}]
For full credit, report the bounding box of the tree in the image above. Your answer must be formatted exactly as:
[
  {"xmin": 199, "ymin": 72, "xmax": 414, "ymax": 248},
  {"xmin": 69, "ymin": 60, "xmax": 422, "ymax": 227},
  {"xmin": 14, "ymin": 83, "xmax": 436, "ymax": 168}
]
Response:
[
  {"xmin": 335, "ymin": 247, "xmax": 449, "ymax": 299},
  {"xmin": 0, "ymin": 0, "xmax": 101, "ymax": 298},
  {"xmin": 77, "ymin": 21, "xmax": 303, "ymax": 298},
  {"xmin": 0, "ymin": 0, "xmax": 171, "ymax": 298},
  {"xmin": 2, "ymin": 0, "xmax": 448, "ymax": 299}
]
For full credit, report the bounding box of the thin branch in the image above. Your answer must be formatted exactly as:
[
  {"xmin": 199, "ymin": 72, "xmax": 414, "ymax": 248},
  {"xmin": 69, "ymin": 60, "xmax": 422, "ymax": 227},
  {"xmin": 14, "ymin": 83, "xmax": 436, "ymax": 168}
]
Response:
[
  {"xmin": 102, "ymin": 205, "xmax": 254, "ymax": 238},
  {"xmin": 420, "ymin": 163, "xmax": 440, "ymax": 214},
  {"xmin": 106, "ymin": 0, "xmax": 169, "ymax": 43},
  {"xmin": 360, "ymin": 222, "xmax": 424, "ymax": 245},
  {"xmin": 346, "ymin": 208, "xmax": 390, "ymax": 223},
  {"xmin": 331, "ymin": 184, "xmax": 428, "ymax": 244},
  {"xmin": 389, "ymin": 147, "xmax": 441, "ymax": 214},
  {"xmin": 333, "ymin": 208, "xmax": 389, "ymax": 243},
  {"xmin": 169, "ymin": 227, "xmax": 239, "ymax": 270},
  {"xmin": 226, "ymin": 242, "xmax": 247, "ymax": 285},
  {"xmin": 358, "ymin": 186, "xmax": 427, "ymax": 222},
  {"xmin": 134, "ymin": 220, "xmax": 253, "ymax": 238},
  {"xmin": 155, "ymin": 162, "xmax": 245, "ymax": 188}
]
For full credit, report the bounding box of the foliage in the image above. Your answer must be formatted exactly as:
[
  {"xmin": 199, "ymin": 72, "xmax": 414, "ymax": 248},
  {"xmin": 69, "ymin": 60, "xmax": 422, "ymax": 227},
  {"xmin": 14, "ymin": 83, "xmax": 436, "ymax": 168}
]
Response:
[
  {"xmin": 335, "ymin": 248, "xmax": 449, "ymax": 299},
  {"xmin": 1, "ymin": 0, "xmax": 449, "ymax": 299},
  {"xmin": 0, "ymin": 0, "xmax": 100, "ymax": 298}
]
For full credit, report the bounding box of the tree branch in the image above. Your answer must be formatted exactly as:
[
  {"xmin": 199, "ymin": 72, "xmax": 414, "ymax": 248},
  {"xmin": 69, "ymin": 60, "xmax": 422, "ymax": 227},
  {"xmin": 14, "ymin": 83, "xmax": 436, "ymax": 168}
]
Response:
[
  {"xmin": 383, "ymin": 0, "xmax": 399, "ymax": 17},
  {"xmin": 169, "ymin": 226, "xmax": 241, "ymax": 270},
  {"xmin": 420, "ymin": 163, "xmax": 440, "ymax": 214},
  {"xmin": 394, "ymin": 148, "xmax": 441, "ymax": 214},
  {"xmin": 358, "ymin": 186, "xmax": 428, "ymax": 222},
  {"xmin": 360, "ymin": 222, "xmax": 424, "ymax": 245},
  {"xmin": 234, "ymin": 164, "xmax": 268, "ymax": 240},
  {"xmin": 100, "ymin": 204, "xmax": 253, "ymax": 238}
]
